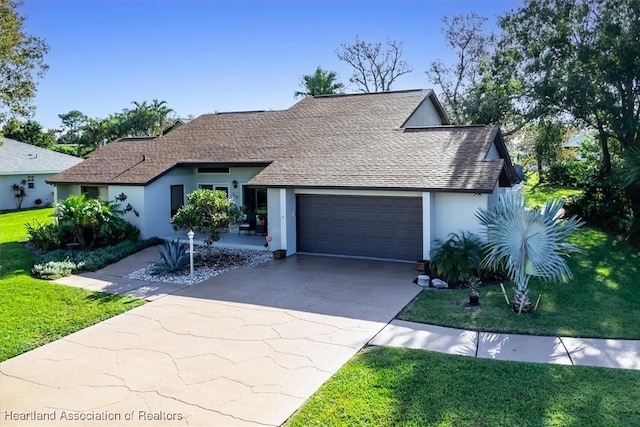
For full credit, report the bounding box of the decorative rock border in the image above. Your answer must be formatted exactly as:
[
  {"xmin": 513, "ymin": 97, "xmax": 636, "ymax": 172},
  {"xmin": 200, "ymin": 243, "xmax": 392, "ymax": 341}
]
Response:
[{"xmin": 126, "ymin": 247, "xmax": 272, "ymax": 285}]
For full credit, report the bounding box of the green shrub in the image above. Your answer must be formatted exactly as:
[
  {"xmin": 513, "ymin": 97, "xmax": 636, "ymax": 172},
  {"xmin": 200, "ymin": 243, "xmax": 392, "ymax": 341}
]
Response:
[
  {"xmin": 25, "ymin": 220, "xmax": 63, "ymax": 251},
  {"xmin": 150, "ymin": 239, "xmax": 190, "ymax": 275},
  {"xmin": 565, "ymin": 175, "xmax": 632, "ymax": 237},
  {"xmin": 53, "ymin": 193, "xmax": 140, "ymax": 249},
  {"xmin": 100, "ymin": 217, "xmax": 140, "ymax": 246},
  {"xmin": 32, "ymin": 237, "xmax": 162, "ymax": 279},
  {"xmin": 430, "ymin": 232, "xmax": 484, "ymax": 285},
  {"xmin": 31, "ymin": 260, "xmax": 82, "ymax": 280},
  {"xmin": 546, "ymin": 160, "xmax": 583, "ymax": 187}
]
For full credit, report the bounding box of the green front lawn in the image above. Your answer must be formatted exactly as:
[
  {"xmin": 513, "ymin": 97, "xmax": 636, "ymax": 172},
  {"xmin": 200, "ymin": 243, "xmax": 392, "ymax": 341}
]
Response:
[
  {"xmin": 286, "ymin": 346, "xmax": 640, "ymax": 427},
  {"xmin": 0, "ymin": 208, "xmax": 145, "ymax": 361}
]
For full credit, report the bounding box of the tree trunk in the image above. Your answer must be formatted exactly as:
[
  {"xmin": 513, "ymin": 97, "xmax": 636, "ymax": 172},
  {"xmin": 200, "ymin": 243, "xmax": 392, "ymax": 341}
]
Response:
[
  {"xmin": 537, "ymin": 156, "xmax": 544, "ymax": 183},
  {"xmin": 597, "ymin": 128, "xmax": 612, "ymax": 176},
  {"xmin": 513, "ymin": 288, "xmax": 532, "ymax": 313}
]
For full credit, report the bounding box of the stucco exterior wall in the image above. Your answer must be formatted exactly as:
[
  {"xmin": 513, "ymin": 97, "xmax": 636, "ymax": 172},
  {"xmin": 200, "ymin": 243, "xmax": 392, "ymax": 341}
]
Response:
[
  {"xmin": 54, "ymin": 184, "xmax": 80, "ymax": 202},
  {"xmin": 108, "ymin": 185, "xmax": 146, "ymax": 235},
  {"xmin": 143, "ymin": 169, "xmax": 196, "ymax": 239},
  {"xmin": 433, "ymin": 192, "xmax": 488, "ymax": 243},
  {"xmin": 403, "ymin": 98, "xmax": 443, "ymax": 127},
  {"xmin": 0, "ymin": 174, "xmax": 56, "ymax": 210}
]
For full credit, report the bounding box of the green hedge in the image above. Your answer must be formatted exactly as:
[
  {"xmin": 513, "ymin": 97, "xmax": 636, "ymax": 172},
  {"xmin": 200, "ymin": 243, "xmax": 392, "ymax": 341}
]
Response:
[{"xmin": 32, "ymin": 238, "xmax": 163, "ymax": 280}]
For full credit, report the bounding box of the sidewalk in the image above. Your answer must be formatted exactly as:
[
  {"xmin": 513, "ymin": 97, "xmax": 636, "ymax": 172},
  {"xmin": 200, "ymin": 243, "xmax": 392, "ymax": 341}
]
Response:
[{"xmin": 370, "ymin": 319, "xmax": 640, "ymax": 370}]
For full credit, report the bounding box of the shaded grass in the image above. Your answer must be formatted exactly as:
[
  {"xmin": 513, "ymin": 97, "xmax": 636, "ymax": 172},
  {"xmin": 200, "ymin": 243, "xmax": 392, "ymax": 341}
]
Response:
[
  {"xmin": 0, "ymin": 208, "xmax": 145, "ymax": 361},
  {"xmin": 524, "ymin": 172, "xmax": 582, "ymax": 209},
  {"xmin": 399, "ymin": 228, "xmax": 640, "ymax": 339},
  {"xmin": 285, "ymin": 346, "xmax": 640, "ymax": 427}
]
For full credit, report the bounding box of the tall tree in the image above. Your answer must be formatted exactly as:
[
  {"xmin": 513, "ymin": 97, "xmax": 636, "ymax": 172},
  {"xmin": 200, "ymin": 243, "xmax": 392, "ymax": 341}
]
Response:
[
  {"xmin": 2, "ymin": 118, "xmax": 53, "ymax": 147},
  {"xmin": 495, "ymin": 0, "xmax": 640, "ymax": 241},
  {"xmin": 532, "ymin": 120, "xmax": 564, "ymax": 183},
  {"xmin": 336, "ymin": 36, "xmax": 412, "ymax": 93},
  {"xmin": 427, "ymin": 13, "xmax": 494, "ymax": 124},
  {"xmin": 294, "ymin": 67, "xmax": 344, "ymax": 98},
  {"xmin": 123, "ymin": 99, "xmax": 175, "ymax": 136},
  {"xmin": 57, "ymin": 110, "xmax": 88, "ymax": 155},
  {"xmin": 0, "ymin": 0, "xmax": 49, "ymax": 131}
]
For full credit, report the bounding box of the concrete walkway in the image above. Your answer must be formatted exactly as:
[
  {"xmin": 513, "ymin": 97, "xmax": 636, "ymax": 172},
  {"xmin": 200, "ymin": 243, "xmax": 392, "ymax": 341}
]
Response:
[{"xmin": 370, "ymin": 319, "xmax": 640, "ymax": 370}]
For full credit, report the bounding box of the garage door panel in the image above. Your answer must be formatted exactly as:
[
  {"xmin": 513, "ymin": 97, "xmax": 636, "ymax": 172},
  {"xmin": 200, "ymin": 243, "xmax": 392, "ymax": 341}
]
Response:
[{"xmin": 297, "ymin": 195, "xmax": 422, "ymax": 261}]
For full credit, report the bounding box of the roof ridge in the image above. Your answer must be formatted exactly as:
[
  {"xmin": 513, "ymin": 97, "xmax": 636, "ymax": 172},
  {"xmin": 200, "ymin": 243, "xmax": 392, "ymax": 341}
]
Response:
[{"xmin": 313, "ymin": 89, "xmax": 428, "ymax": 99}]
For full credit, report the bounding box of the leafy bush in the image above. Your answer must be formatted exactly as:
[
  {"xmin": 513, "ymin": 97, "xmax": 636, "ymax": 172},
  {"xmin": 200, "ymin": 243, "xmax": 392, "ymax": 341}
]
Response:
[
  {"xmin": 172, "ymin": 189, "xmax": 242, "ymax": 250},
  {"xmin": 25, "ymin": 220, "xmax": 65, "ymax": 251},
  {"xmin": 32, "ymin": 238, "xmax": 162, "ymax": 279},
  {"xmin": 565, "ymin": 175, "xmax": 632, "ymax": 237},
  {"xmin": 100, "ymin": 217, "xmax": 140, "ymax": 246},
  {"xmin": 150, "ymin": 239, "xmax": 190, "ymax": 275},
  {"xmin": 546, "ymin": 160, "xmax": 583, "ymax": 187},
  {"xmin": 31, "ymin": 260, "xmax": 83, "ymax": 280},
  {"xmin": 27, "ymin": 193, "xmax": 140, "ymax": 251},
  {"xmin": 430, "ymin": 232, "xmax": 484, "ymax": 285}
]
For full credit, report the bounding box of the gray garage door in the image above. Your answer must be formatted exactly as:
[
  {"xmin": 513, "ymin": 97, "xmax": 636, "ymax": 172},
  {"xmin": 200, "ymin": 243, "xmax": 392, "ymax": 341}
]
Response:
[{"xmin": 296, "ymin": 195, "xmax": 423, "ymax": 261}]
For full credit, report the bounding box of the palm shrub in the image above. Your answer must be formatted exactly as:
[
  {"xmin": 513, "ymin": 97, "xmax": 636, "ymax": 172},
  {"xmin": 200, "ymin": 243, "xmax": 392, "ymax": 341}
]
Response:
[
  {"xmin": 53, "ymin": 193, "xmax": 140, "ymax": 249},
  {"xmin": 430, "ymin": 231, "xmax": 484, "ymax": 285},
  {"xmin": 476, "ymin": 191, "xmax": 583, "ymax": 313},
  {"xmin": 55, "ymin": 194, "xmax": 114, "ymax": 248},
  {"xmin": 150, "ymin": 239, "xmax": 190, "ymax": 275}
]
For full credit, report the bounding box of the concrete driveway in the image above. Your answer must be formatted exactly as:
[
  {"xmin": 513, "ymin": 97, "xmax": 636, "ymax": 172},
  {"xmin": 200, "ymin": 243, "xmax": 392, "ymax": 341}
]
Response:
[{"xmin": 1, "ymin": 255, "xmax": 420, "ymax": 426}]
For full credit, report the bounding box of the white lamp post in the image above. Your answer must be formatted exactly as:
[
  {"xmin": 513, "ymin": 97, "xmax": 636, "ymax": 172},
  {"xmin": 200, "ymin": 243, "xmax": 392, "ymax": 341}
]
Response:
[{"xmin": 187, "ymin": 230, "xmax": 195, "ymax": 282}]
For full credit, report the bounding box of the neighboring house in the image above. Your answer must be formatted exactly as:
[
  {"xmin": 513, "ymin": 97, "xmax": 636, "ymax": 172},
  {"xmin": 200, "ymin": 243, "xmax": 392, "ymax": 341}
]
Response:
[
  {"xmin": 0, "ymin": 138, "xmax": 83, "ymax": 211},
  {"xmin": 563, "ymin": 132, "xmax": 594, "ymax": 160},
  {"xmin": 48, "ymin": 89, "xmax": 518, "ymax": 261}
]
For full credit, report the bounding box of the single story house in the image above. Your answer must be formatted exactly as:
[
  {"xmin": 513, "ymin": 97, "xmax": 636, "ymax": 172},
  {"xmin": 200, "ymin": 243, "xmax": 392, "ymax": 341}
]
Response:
[
  {"xmin": 0, "ymin": 138, "xmax": 83, "ymax": 211},
  {"xmin": 48, "ymin": 89, "xmax": 519, "ymax": 261}
]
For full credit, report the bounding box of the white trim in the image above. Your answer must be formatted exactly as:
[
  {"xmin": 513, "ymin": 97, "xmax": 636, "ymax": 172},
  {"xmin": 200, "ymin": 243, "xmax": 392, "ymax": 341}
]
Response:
[
  {"xmin": 279, "ymin": 189, "xmax": 287, "ymax": 250},
  {"xmin": 294, "ymin": 188, "xmax": 422, "ymax": 197},
  {"xmin": 422, "ymin": 192, "xmax": 431, "ymax": 260}
]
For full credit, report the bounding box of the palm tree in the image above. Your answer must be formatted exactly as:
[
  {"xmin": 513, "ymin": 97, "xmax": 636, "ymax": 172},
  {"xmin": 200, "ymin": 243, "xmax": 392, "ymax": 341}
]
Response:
[
  {"xmin": 476, "ymin": 191, "xmax": 583, "ymax": 313},
  {"xmin": 294, "ymin": 67, "xmax": 345, "ymax": 98}
]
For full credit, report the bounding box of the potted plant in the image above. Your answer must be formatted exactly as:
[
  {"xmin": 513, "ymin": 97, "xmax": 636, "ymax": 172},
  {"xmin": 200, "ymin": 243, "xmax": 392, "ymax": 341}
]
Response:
[
  {"xmin": 273, "ymin": 249, "xmax": 286, "ymax": 259},
  {"xmin": 467, "ymin": 276, "xmax": 481, "ymax": 306}
]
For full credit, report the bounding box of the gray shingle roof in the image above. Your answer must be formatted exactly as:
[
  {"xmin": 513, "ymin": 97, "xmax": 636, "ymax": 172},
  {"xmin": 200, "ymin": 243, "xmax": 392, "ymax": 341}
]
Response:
[
  {"xmin": 48, "ymin": 89, "xmax": 513, "ymax": 193},
  {"xmin": 0, "ymin": 138, "xmax": 83, "ymax": 175}
]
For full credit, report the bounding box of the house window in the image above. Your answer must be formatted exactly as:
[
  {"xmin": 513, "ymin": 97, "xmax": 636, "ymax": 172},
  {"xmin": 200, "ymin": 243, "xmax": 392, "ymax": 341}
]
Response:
[
  {"xmin": 242, "ymin": 186, "xmax": 267, "ymax": 214},
  {"xmin": 170, "ymin": 185, "xmax": 184, "ymax": 217},
  {"xmin": 26, "ymin": 175, "xmax": 35, "ymax": 189},
  {"xmin": 198, "ymin": 184, "xmax": 229, "ymax": 197},
  {"xmin": 197, "ymin": 167, "xmax": 230, "ymax": 174},
  {"xmin": 81, "ymin": 186, "xmax": 100, "ymax": 199}
]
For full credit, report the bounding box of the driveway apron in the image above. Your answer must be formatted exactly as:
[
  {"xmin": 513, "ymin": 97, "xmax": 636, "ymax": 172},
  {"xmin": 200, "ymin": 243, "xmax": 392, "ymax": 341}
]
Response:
[{"xmin": 1, "ymin": 255, "xmax": 420, "ymax": 426}]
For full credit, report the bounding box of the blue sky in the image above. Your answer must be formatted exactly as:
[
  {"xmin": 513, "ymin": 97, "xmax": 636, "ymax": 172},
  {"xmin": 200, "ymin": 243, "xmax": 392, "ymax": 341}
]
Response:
[{"xmin": 22, "ymin": 0, "xmax": 518, "ymax": 130}]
